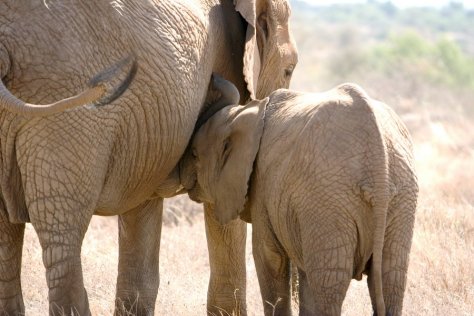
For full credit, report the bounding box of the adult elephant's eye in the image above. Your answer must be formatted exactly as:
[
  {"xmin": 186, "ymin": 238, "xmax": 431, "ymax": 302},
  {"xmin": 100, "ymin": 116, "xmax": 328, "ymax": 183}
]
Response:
[
  {"xmin": 192, "ymin": 147, "xmax": 198, "ymax": 159},
  {"xmin": 284, "ymin": 65, "xmax": 295, "ymax": 79},
  {"xmin": 223, "ymin": 138, "xmax": 231, "ymax": 154}
]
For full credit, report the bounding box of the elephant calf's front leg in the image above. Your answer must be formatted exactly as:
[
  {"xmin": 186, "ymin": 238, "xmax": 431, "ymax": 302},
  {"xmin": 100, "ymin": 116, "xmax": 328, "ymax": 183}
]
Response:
[
  {"xmin": 0, "ymin": 220, "xmax": 25, "ymax": 314},
  {"xmin": 252, "ymin": 224, "xmax": 291, "ymax": 316},
  {"xmin": 115, "ymin": 199, "xmax": 163, "ymax": 316}
]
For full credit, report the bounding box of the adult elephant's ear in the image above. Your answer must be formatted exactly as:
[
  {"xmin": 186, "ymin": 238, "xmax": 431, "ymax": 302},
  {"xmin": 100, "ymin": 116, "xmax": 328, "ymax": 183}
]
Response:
[
  {"xmin": 234, "ymin": 0, "xmax": 261, "ymax": 99},
  {"xmin": 213, "ymin": 97, "xmax": 269, "ymax": 225}
]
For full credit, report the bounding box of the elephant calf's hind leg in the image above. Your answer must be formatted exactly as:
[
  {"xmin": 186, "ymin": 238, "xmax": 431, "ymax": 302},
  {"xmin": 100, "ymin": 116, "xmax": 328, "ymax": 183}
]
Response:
[
  {"xmin": 368, "ymin": 197, "xmax": 416, "ymax": 316},
  {"xmin": 297, "ymin": 268, "xmax": 318, "ymax": 316},
  {"xmin": 301, "ymin": 217, "xmax": 355, "ymax": 316}
]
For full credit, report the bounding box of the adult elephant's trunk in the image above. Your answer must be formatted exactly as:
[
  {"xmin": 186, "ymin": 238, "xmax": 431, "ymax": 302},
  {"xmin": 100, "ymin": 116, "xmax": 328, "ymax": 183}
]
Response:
[
  {"xmin": 194, "ymin": 73, "xmax": 240, "ymax": 132},
  {"xmin": 0, "ymin": 55, "xmax": 137, "ymax": 117}
]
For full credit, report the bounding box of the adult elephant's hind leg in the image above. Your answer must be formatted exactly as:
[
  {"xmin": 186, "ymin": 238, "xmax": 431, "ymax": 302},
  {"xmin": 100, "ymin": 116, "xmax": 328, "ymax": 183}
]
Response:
[
  {"xmin": 0, "ymin": 219, "xmax": 25, "ymax": 314},
  {"xmin": 115, "ymin": 198, "xmax": 163, "ymax": 316},
  {"xmin": 204, "ymin": 203, "xmax": 247, "ymax": 316},
  {"xmin": 29, "ymin": 201, "xmax": 93, "ymax": 316}
]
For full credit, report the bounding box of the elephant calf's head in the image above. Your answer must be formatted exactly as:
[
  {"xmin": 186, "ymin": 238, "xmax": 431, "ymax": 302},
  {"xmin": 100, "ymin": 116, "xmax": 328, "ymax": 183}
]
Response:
[{"xmin": 180, "ymin": 77, "xmax": 268, "ymax": 225}]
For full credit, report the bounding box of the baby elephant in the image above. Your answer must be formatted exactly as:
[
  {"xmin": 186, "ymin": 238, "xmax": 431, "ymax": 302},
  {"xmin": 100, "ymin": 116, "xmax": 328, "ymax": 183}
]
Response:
[{"xmin": 177, "ymin": 76, "xmax": 418, "ymax": 316}]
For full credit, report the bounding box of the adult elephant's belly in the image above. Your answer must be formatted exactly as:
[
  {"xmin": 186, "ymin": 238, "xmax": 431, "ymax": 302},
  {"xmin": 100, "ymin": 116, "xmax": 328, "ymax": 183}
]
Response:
[
  {"xmin": 92, "ymin": 3, "xmax": 212, "ymax": 215},
  {"xmin": 93, "ymin": 85, "xmax": 204, "ymax": 216},
  {"xmin": 94, "ymin": 131, "xmax": 189, "ymax": 216},
  {"xmin": 10, "ymin": 0, "xmax": 213, "ymax": 217}
]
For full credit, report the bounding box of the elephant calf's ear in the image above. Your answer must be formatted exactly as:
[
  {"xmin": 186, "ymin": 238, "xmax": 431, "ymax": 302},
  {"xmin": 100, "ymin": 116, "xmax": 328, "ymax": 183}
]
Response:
[{"xmin": 213, "ymin": 97, "xmax": 269, "ymax": 225}]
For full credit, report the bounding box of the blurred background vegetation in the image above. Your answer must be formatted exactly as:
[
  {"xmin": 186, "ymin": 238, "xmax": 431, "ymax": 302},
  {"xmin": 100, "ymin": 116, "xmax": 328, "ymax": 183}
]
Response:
[{"xmin": 290, "ymin": 1, "xmax": 474, "ymax": 118}]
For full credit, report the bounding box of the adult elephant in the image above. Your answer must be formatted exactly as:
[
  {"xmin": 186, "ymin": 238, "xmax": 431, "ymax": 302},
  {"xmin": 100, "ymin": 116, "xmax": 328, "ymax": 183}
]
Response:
[{"xmin": 0, "ymin": 0, "xmax": 297, "ymax": 315}]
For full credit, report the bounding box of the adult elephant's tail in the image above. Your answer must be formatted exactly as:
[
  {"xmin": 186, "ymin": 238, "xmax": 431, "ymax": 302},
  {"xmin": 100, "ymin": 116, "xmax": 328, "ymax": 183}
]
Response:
[{"xmin": 0, "ymin": 54, "xmax": 137, "ymax": 117}]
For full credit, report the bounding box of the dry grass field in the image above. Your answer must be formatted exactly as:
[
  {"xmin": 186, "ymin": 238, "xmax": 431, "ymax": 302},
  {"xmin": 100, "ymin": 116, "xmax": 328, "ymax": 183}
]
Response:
[{"xmin": 19, "ymin": 3, "xmax": 474, "ymax": 315}]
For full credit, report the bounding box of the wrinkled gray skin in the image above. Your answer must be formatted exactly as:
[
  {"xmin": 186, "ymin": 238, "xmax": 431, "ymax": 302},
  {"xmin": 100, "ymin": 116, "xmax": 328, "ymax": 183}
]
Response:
[
  {"xmin": 0, "ymin": 1, "xmax": 297, "ymax": 315},
  {"xmin": 180, "ymin": 78, "xmax": 418, "ymax": 316}
]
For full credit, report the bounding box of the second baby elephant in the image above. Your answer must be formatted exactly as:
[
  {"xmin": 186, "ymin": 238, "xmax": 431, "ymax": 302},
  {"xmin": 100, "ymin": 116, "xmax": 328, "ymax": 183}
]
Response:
[{"xmin": 174, "ymin": 76, "xmax": 418, "ymax": 315}]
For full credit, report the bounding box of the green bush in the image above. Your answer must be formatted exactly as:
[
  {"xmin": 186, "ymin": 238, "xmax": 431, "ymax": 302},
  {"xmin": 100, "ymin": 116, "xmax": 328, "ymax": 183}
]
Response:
[{"xmin": 366, "ymin": 32, "xmax": 474, "ymax": 89}]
